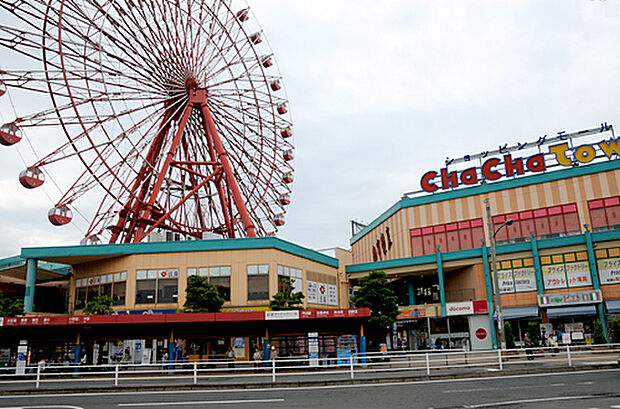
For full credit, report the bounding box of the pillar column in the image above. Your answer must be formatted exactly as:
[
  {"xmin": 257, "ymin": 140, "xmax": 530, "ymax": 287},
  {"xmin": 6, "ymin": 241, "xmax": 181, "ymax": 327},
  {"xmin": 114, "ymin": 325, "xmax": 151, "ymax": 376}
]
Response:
[
  {"xmin": 24, "ymin": 259, "xmax": 38, "ymax": 313},
  {"xmin": 585, "ymin": 230, "xmax": 609, "ymax": 342},
  {"xmin": 530, "ymin": 234, "xmax": 544, "ymax": 295},
  {"xmin": 481, "ymin": 242, "xmax": 498, "ymax": 349},
  {"xmin": 436, "ymin": 247, "xmax": 446, "ymax": 317},
  {"xmin": 407, "ymin": 279, "xmax": 416, "ymax": 306}
]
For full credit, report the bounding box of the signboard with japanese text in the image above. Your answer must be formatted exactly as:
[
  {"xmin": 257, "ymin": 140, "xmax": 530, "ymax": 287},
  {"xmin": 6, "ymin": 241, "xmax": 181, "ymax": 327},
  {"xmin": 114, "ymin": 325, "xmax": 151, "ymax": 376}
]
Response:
[
  {"xmin": 597, "ymin": 257, "xmax": 620, "ymax": 284},
  {"xmin": 498, "ymin": 270, "xmax": 515, "ymax": 293},
  {"xmin": 413, "ymin": 124, "xmax": 615, "ymax": 195},
  {"xmin": 542, "ymin": 264, "xmax": 567, "ymax": 289},
  {"xmin": 564, "ymin": 261, "xmax": 592, "ymax": 288},
  {"xmin": 513, "ymin": 267, "xmax": 537, "ymax": 292},
  {"xmin": 538, "ymin": 290, "xmax": 602, "ymax": 307}
]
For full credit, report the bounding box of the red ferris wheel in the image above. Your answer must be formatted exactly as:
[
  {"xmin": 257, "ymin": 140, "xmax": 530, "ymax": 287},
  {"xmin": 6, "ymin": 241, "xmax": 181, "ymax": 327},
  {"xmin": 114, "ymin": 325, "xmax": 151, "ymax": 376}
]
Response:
[{"xmin": 0, "ymin": 0, "xmax": 294, "ymax": 243}]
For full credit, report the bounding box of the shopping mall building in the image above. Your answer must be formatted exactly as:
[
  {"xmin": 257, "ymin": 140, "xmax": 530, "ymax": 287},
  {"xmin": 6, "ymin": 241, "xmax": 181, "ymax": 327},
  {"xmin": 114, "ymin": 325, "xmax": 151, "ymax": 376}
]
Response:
[{"xmin": 1, "ymin": 124, "xmax": 619, "ymax": 364}]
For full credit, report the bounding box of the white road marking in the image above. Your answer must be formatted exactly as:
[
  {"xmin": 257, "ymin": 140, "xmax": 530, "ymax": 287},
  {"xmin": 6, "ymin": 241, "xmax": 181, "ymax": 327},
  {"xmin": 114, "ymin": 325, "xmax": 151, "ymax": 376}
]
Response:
[
  {"xmin": 443, "ymin": 383, "xmax": 565, "ymax": 393},
  {"xmin": 609, "ymin": 406, "xmax": 620, "ymax": 408},
  {"xmin": 117, "ymin": 399, "xmax": 284, "ymax": 407},
  {"xmin": 464, "ymin": 395, "xmax": 592, "ymax": 408},
  {"xmin": 578, "ymin": 381, "xmax": 595, "ymax": 385},
  {"xmin": 0, "ymin": 406, "xmax": 84, "ymax": 409},
  {"xmin": 0, "ymin": 368, "xmax": 617, "ymax": 400}
]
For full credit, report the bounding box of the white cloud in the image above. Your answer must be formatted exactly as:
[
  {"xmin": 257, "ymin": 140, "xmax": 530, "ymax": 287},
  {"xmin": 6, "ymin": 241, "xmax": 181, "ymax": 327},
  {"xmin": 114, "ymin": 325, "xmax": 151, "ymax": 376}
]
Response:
[{"xmin": 1, "ymin": 0, "xmax": 620, "ymax": 256}]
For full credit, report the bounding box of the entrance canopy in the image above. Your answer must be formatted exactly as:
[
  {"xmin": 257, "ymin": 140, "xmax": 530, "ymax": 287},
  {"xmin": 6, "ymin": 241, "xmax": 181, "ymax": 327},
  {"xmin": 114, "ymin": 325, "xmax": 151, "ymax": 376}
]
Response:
[
  {"xmin": 494, "ymin": 306, "xmax": 539, "ymax": 320},
  {"xmin": 546, "ymin": 305, "xmax": 597, "ymax": 317}
]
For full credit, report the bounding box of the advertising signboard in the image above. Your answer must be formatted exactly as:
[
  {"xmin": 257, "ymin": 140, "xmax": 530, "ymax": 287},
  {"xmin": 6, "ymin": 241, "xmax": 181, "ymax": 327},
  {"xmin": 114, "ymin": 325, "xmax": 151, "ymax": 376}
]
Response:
[
  {"xmin": 308, "ymin": 332, "xmax": 319, "ymax": 368},
  {"xmin": 597, "ymin": 257, "xmax": 620, "ymax": 284},
  {"xmin": 446, "ymin": 302, "xmax": 474, "ymax": 316},
  {"xmin": 538, "ymin": 290, "xmax": 602, "ymax": 307}
]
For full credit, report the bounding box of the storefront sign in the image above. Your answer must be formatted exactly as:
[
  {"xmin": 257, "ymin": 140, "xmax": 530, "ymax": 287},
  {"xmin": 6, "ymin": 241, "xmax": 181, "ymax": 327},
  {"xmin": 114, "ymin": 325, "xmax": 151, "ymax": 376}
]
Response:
[
  {"xmin": 419, "ymin": 124, "xmax": 615, "ymax": 193},
  {"xmin": 538, "ymin": 290, "xmax": 602, "ymax": 307},
  {"xmin": 265, "ymin": 310, "xmax": 300, "ymax": 320},
  {"xmin": 233, "ymin": 337, "xmax": 245, "ymax": 358},
  {"xmin": 446, "ymin": 302, "xmax": 474, "ymax": 316},
  {"xmin": 397, "ymin": 304, "xmax": 441, "ymax": 320},
  {"xmin": 475, "ymin": 328, "xmax": 487, "ymax": 340},
  {"xmin": 597, "ymin": 257, "xmax": 620, "ymax": 284}
]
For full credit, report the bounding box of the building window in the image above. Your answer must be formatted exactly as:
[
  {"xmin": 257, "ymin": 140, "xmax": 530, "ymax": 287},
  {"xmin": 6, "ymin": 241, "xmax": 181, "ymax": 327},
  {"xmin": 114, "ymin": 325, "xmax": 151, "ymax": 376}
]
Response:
[
  {"xmin": 410, "ymin": 218, "xmax": 484, "ymax": 256},
  {"xmin": 187, "ymin": 266, "xmax": 231, "ymax": 301},
  {"xmin": 589, "ymin": 197, "xmax": 620, "ymax": 232},
  {"xmin": 277, "ymin": 265, "xmax": 303, "ymax": 293},
  {"xmin": 247, "ymin": 264, "xmax": 269, "ymax": 301},
  {"xmin": 493, "ymin": 204, "xmax": 580, "ymax": 245},
  {"xmin": 136, "ymin": 268, "xmax": 178, "ymax": 304},
  {"xmin": 74, "ymin": 272, "xmax": 127, "ymax": 310},
  {"xmin": 74, "ymin": 272, "xmax": 127, "ymax": 309}
]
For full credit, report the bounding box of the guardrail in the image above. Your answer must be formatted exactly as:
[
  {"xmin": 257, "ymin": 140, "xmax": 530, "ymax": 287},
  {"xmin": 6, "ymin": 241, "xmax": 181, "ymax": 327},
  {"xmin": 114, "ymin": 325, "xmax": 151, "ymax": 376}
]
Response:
[{"xmin": 0, "ymin": 343, "xmax": 618, "ymax": 390}]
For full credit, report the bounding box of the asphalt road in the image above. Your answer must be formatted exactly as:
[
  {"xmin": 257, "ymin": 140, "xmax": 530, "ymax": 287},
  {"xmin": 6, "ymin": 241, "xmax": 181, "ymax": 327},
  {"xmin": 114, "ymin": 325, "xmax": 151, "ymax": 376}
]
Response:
[{"xmin": 0, "ymin": 368, "xmax": 618, "ymax": 408}]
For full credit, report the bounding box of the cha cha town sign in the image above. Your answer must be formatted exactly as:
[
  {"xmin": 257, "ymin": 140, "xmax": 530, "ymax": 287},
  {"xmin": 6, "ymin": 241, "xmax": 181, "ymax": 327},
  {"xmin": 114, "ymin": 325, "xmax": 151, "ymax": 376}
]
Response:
[{"xmin": 420, "ymin": 124, "xmax": 619, "ymax": 193}]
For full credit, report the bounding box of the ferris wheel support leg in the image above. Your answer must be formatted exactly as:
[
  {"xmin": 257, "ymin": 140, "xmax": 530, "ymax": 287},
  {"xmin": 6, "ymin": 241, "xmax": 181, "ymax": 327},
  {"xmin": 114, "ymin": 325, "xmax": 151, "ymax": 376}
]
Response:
[
  {"xmin": 199, "ymin": 101, "xmax": 257, "ymax": 238},
  {"xmin": 134, "ymin": 103, "xmax": 194, "ymax": 242}
]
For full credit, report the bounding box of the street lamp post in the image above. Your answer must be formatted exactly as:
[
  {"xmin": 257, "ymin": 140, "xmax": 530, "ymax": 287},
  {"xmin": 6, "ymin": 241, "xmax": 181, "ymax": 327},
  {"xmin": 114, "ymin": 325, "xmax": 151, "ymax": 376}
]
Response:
[{"xmin": 485, "ymin": 199, "xmax": 514, "ymax": 350}]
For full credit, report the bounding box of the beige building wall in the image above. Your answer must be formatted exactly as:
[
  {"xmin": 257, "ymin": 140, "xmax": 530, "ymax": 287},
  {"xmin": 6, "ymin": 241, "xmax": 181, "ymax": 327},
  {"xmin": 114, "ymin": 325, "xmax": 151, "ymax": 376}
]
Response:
[
  {"xmin": 69, "ymin": 248, "xmax": 342, "ymax": 314},
  {"xmin": 352, "ymin": 168, "xmax": 620, "ymax": 264}
]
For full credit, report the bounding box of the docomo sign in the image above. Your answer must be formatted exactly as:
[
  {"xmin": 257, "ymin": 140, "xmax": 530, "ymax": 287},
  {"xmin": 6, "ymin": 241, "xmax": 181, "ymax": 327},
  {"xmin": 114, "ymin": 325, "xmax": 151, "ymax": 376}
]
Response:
[
  {"xmin": 446, "ymin": 301, "xmax": 474, "ymax": 316},
  {"xmin": 420, "ymin": 137, "xmax": 620, "ymax": 193}
]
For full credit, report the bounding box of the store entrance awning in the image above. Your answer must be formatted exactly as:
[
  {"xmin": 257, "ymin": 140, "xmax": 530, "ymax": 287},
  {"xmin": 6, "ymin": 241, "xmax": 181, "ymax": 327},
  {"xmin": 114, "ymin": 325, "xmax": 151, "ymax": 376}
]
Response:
[
  {"xmin": 494, "ymin": 306, "xmax": 539, "ymax": 320},
  {"xmin": 605, "ymin": 300, "xmax": 620, "ymax": 314},
  {"xmin": 546, "ymin": 305, "xmax": 597, "ymax": 317}
]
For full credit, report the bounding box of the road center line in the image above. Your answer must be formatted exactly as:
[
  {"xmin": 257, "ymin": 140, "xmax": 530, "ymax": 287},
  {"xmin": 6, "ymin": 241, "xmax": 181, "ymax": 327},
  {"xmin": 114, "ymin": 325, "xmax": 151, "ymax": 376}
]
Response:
[
  {"xmin": 465, "ymin": 395, "xmax": 593, "ymax": 408},
  {"xmin": 117, "ymin": 399, "xmax": 284, "ymax": 407},
  {"xmin": 443, "ymin": 383, "xmax": 565, "ymax": 394}
]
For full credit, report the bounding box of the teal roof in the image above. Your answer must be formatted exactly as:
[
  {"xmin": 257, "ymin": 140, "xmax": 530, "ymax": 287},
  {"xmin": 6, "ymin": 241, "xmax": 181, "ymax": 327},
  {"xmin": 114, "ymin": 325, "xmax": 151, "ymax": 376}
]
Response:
[
  {"xmin": 21, "ymin": 237, "xmax": 339, "ymax": 268},
  {"xmin": 351, "ymin": 159, "xmax": 620, "ymax": 245},
  {"xmin": 0, "ymin": 255, "xmax": 71, "ymax": 275},
  {"xmin": 346, "ymin": 229, "xmax": 620, "ymax": 274}
]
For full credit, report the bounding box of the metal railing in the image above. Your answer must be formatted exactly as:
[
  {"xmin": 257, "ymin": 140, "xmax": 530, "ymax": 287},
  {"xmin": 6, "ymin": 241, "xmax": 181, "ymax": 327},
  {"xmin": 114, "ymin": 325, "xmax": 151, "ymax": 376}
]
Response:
[{"xmin": 0, "ymin": 343, "xmax": 618, "ymax": 390}]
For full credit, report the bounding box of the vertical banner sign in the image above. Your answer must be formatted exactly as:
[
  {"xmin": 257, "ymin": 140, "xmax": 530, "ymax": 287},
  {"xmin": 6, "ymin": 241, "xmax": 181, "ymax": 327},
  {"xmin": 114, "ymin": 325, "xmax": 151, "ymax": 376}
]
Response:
[
  {"xmin": 16, "ymin": 341, "xmax": 27, "ymax": 376},
  {"xmin": 308, "ymin": 332, "xmax": 319, "ymax": 367},
  {"xmin": 233, "ymin": 337, "xmax": 245, "ymax": 359}
]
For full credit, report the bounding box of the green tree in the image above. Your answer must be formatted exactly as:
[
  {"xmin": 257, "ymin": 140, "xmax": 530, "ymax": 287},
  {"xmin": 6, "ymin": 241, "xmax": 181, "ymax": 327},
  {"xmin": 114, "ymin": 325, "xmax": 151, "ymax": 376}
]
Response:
[
  {"xmin": 592, "ymin": 319, "xmax": 607, "ymax": 344},
  {"xmin": 504, "ymin": 321, "xmax": 515, "ymax": 349},
  {"xmin": 184, "ymin": 275, "xmax": 224, "ymax": 313},
  {"xmin": 609, "ymin": 319, "xmax": 620, "ymax": 343},
  {"xmin": 82, "ymin": 295, "xmax": 114, "ymax": 315},
  {"xmin": 527, "ymin": 322, "xmax": 540, "ymax": 346},
  {"xmin": 0, "ymin": 293, "xmax": 24, "ymax": 317},
  {"xmin": 351, "ymin": 271, "xmax": 399, "ymax": 349},
  {"xmin": 269, "ymin": 277, "xmax": 304, "ymax": 310}
]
